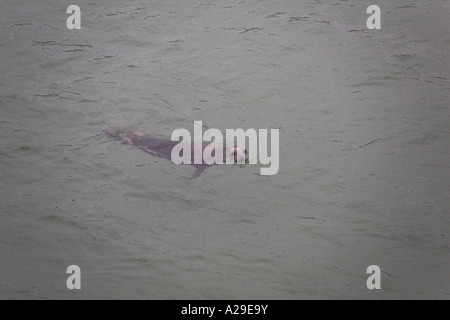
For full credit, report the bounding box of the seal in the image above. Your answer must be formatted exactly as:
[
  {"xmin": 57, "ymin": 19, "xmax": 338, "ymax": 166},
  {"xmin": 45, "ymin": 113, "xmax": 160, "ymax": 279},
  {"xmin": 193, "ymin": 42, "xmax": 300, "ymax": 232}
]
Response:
[{"xmin": 103, "ymin": 127, "xmax": 248, "ymax": 177}]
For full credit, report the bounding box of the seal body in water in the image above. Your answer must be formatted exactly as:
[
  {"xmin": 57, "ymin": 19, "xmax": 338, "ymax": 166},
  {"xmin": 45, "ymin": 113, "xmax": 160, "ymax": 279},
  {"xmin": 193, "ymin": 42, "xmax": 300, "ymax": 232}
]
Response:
[{"xmin": 103, "ymin": 127, "xmax": 247, "ymax": 177}]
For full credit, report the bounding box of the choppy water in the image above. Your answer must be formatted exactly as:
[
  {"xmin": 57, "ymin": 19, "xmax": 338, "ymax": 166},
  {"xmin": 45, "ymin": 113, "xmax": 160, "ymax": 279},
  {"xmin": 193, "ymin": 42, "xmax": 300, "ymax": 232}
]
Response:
[{"xmin": 0, "ymin": 0, "xmax": 449, "ymax": 299}]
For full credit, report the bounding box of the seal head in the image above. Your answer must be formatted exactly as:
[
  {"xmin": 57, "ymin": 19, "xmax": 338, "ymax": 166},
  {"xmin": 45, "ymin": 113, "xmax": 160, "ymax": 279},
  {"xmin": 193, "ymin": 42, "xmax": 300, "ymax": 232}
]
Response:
[{"xmin": 228, "ymin": 146, "xmax": 248, "ymax": 163}]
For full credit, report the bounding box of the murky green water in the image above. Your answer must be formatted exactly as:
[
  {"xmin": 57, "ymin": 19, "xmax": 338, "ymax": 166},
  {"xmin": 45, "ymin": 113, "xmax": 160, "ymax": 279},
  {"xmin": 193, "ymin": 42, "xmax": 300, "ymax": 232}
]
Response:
[{"xmin": 1, "ymin": 0, "xmax": 449, "ymax": 299}]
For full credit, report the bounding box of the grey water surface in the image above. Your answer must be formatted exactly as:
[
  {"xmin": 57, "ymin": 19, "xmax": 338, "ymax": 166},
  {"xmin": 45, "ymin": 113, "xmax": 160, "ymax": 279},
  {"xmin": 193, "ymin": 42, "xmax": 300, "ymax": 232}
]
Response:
[{"xmin": 0, "ymin": 0, "xmax": 449, "ymax": 299}]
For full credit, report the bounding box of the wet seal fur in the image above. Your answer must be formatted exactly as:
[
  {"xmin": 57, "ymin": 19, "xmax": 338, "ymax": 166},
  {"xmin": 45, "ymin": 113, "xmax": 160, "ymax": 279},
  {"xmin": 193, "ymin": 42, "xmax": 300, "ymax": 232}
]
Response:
[{"xmin": 103, "ymin": 127, "xmax": 247, "ymax": 177}]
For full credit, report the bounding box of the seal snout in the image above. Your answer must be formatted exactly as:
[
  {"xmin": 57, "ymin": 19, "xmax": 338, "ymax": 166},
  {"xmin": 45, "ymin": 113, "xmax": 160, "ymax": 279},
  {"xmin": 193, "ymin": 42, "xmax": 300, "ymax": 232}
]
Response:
[{"xmin": 229, "ymin": 146, "xmax": 248, "ymax": 163}]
